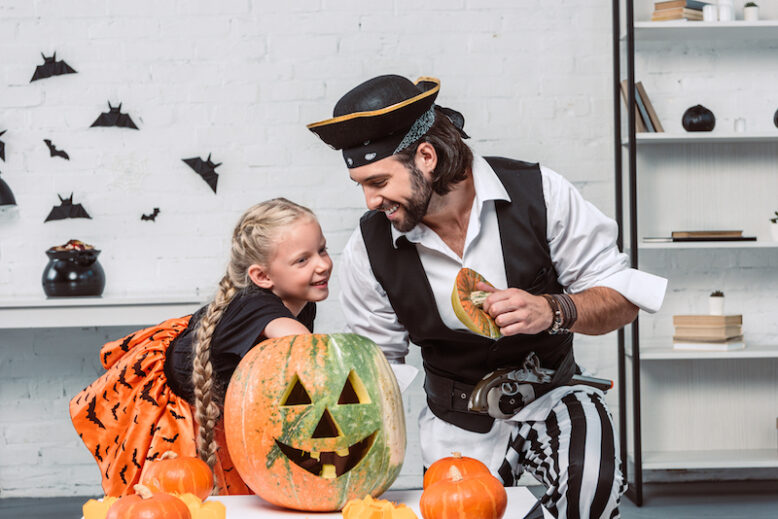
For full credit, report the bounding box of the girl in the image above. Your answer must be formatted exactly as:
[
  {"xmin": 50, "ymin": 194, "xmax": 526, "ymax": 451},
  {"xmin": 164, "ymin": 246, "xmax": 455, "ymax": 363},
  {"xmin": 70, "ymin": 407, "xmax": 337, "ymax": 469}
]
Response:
[{"xmin": 70, "ymin": 198, "xmax": 333, "ymax": 496}]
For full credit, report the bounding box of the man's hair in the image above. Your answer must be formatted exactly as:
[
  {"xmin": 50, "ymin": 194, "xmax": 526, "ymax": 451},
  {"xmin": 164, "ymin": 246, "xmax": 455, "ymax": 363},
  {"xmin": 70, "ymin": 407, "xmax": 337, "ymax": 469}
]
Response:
[{"xmin": 394, "ymin": 107, "xmax": 473, "ymax": 195}]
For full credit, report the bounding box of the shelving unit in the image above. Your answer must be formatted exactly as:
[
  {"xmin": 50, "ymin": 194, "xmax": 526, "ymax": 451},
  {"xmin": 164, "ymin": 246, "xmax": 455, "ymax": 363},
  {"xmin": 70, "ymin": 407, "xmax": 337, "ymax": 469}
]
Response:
[{"xmin": 612, "ymin": 1, "xmax": 778, "ymax": 506}]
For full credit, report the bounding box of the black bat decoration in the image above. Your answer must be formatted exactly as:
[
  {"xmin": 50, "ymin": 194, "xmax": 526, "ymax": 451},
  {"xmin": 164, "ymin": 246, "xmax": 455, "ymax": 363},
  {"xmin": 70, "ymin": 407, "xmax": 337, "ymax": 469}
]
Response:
[
  {"xmin": 146, "ymin": 451, "xmax": 160, "ymax": 462},
  {"xmin": 132, "ymin": 353, "xmax": 147, "ymax": 378},
  {"xmin": 140, "ymin": 379, "xmax": 159, "ymax": 407},
  {"xmin": 90, "ymin": 102, "xmax": 138, "ymax": 130},
  {"xmin": 0, "ymin": 130, "xmax": 6, "ymax": 161},
  {"xmin": 141, "ymin": 207, "xmax": 160, "ymax": 221},
  {"xmin": 150, "ymin": 424, "xmax": 161, "ymax": 436},
  {"xmin": 94, "ymin": 444, "xmax": 103, "ymax": 463},
  {"xmin": 182, "ymin": 154, "xmax": 220, "ymax": 193},
  {"xmin": 118, "ymin": 366, "xmax": 132, "ymax": 389},
  {"xmin": 30, "ymin": 52, "xmax": 77, "ymax": 82},
  {"xmin": 86, "ymin": 396, "xmax": 106, "ymax": 430},
  {"xmin": 162, "ymin": 433, "xmax": 180, "ymax": 444},
  {"xmin": 103, "ymin": 349, "xmax": 112, "ymax": 365},
  {"xmin": 111, "ymin": 402, "xmax": 120, "ymax": 421},
  {"xmin": 102, "ymin": 389, "xmax": 108, "ymax": 401},
  {"xmin": 169, "ymin": 409, "xmax": 185, "ymax": 420},
  {"xmin": 120, "ymin": 334, "xmax": 134, "ymax": 352},
  {"xmin": 43, "ymin": 139, "xmax": 69, "ymax": 160},
  {"xmin": 132, "ymin": 448, "xmax": 142, "ymax": 469},
  {"xmin": 119, "ymin": 465, "xmax": 128, "ymax": 485},
  {"xmin": 44, "ymin": 193, "xmax": 92, "ymax": 222}
]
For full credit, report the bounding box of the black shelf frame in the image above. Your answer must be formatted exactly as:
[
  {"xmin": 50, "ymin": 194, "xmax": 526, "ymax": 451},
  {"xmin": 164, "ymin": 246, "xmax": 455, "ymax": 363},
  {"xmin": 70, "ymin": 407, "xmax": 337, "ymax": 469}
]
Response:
[{"xmin": 612, "ymin": 0, "xmax": 644, "ymax": 506}]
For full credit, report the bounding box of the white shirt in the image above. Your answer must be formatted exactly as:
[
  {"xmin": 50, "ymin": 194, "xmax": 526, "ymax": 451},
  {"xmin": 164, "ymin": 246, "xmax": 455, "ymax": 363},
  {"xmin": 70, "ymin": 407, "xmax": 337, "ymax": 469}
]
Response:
[{"xmin": 338, "ymin": 155, "xmax": 667, "ymax": 470}]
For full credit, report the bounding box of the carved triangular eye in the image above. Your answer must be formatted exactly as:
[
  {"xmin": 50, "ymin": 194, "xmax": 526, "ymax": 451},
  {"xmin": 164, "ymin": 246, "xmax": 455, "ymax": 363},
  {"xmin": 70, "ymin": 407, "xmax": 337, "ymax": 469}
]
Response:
[
  {"xmin": 280, "ymin": 374, "xmax": 311, "ymax": 406},
  {"xmin": 338, "ymin": 370, "xmax": 371, "ymax": 405}
]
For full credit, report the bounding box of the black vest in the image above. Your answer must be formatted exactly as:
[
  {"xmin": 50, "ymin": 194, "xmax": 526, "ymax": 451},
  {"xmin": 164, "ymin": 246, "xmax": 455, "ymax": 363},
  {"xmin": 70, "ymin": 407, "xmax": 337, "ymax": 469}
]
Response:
[{"xmin": 360, "ymin": 157, "xmax": 573, "ymax": 432}]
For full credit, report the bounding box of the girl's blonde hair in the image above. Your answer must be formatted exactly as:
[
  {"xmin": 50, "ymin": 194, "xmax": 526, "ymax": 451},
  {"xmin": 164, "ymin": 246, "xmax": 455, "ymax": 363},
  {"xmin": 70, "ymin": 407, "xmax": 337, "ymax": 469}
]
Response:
[{"xmin": 191, "ymin": 198, "xmax": 315, "ymax": 482}]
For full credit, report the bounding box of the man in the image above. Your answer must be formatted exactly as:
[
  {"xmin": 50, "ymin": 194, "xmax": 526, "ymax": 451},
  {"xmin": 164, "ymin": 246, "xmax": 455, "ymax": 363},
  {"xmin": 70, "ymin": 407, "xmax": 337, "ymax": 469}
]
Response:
[{"xmin": 308, "ymin": 75, "xmax": 666, "ymax": 518}]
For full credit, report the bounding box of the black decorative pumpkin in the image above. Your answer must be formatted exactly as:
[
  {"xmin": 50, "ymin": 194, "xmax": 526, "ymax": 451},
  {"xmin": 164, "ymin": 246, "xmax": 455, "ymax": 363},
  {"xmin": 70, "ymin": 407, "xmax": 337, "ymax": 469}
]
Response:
[{"xmin": 682, "ymin": 105, "xmax": 715, "ymax": 132}]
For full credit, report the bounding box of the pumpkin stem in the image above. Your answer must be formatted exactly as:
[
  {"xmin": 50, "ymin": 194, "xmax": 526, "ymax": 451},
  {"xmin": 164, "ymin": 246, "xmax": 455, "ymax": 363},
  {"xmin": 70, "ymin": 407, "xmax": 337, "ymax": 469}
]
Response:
[
  {"xmin": 470, "ymin": 291, "xmax": 489, "ymax": 307},
  {"xmin": 451, "ymin": 451, "xmax": 462, "ymax": 458},
  {"xmin": 160, "ymin": 451, "xmax": 178, "ymax": 460},
  {"xmin": 447, "ymin": 465, "xmax": 463, "ymax": 482},
  {"xmin": 133, "ymin": 484, "xmax": 154, "ymax": 500}
]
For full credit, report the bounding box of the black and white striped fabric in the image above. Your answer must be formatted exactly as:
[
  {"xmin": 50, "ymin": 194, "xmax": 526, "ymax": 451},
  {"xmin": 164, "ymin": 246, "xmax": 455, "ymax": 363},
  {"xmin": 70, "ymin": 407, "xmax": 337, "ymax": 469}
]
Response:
[{"xmin": 498, "ymin": 390, "xmax": 627, "ymax": 519}]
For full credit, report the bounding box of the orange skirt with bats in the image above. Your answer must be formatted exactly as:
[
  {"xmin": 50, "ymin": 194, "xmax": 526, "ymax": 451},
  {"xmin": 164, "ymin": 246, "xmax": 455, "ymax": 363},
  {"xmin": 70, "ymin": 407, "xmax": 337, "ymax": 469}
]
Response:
[{"xmin": 69, "ymin": 316, "xmax": 251, "ymax": 496}]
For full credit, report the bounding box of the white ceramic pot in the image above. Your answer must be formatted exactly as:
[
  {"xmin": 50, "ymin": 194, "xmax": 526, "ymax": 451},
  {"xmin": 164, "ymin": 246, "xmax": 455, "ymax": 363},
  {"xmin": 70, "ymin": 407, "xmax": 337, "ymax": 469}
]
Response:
[
  {"xmin": 709, "ymin": 296, "xmax": 725, "ymax": 315},
  {"xmin": 744, "ymin": 6, "xmax": 759, "ymax": 22},
  {"xmin": 770, "ymin": 222, "xmax": 778, "ymax": 241}
]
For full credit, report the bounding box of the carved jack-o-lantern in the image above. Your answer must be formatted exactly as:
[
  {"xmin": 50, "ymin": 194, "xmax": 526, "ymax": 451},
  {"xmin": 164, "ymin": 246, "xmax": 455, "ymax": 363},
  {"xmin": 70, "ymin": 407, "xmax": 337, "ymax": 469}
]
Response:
[{"xmin": 224, "ymin": 334, "xmax": 406, "ymax": 511}]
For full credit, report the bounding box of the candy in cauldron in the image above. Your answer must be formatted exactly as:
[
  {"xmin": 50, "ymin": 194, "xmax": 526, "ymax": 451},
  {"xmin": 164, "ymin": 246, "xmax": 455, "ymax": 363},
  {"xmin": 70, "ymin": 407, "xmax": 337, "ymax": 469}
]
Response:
[
  {"xmin": 42, "ymin": 239, "xmax": 105, "ymax": 297},
  {"xmin": 682, "ymin": 105, "xmax": 716, "ymax": 132}
]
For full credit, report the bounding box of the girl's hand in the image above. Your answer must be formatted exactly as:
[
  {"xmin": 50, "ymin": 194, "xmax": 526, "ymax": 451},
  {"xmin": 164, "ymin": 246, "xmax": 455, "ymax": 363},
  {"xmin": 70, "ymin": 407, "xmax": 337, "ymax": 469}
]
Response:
[{"xmin": 477, "ymin": 282, "xmax": 553, "ymax": 336}]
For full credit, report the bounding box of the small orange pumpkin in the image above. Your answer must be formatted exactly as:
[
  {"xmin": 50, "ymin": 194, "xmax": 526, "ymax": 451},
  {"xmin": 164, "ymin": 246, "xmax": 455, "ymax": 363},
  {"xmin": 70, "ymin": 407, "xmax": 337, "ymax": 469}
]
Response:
[
  {"xmin": 419, "ymin": 466, "xmax": 507, "ymax": 519},
  {"xmin": 106, "ymin": 484, "xmax": 191, "ymax": 519},
  {"xmin": 140, "ymin": 451, "xmax": 214, "ymax": 500},
  {"xmin": 422, "ymin": 452, "xmax": 492, "ymax": 489},
  {"xmin": 451, "ymin": 268, "xmax": 501, "ymax": 339}
]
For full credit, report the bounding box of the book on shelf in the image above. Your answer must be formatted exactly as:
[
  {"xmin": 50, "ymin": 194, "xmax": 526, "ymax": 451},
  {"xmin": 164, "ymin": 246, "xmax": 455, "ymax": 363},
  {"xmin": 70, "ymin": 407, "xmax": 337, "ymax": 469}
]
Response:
[
  {"xmin": 654, "ymin": 0, "xmax": 710, "ymax": 10},
  {"xmin": 642, "ymin": 236, "xmax": 757, "ymax": 243},
  {"xmin": 651, "ymin": 7, "xmax": 704, "ymax": 21},
  {"xmin": 673, "ymin": 325, "xmax": 743, "ymax": 341},
  {"xmin": 672, "ymin": 339, "xmax": 746, "ymax": 351},
  {"xmin": 633, "ymin": 85, "xmax": 655, "ymax": 132},
  {"xmin": 673, "ymin": 314, "xmax": 742, "ymax": 326},
  {"xmin": 672, "ymin": 230, "xmax": 743, "ymax": 238},
  {"xmin": 636, "ymin": 82, "xmax": 664, "ymax": 132},
  {"xmin": 619, "ymin": 79, "xmax": 648, "ymax": 133}
]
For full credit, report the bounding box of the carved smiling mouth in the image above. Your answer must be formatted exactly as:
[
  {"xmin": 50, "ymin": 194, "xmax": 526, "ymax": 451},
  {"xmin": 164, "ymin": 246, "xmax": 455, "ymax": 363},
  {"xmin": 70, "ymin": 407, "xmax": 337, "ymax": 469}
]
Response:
[{"xmin": 275, "ymin": 431, "xmax": 377, "ymax": 479}]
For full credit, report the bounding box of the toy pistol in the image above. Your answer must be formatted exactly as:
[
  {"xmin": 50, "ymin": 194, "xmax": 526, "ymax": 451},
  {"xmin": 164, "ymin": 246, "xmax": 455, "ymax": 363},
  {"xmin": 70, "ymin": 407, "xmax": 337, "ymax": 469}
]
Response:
[{"xmin": 468, "ymin": 353, "xmax": 613, "ymax": 419}]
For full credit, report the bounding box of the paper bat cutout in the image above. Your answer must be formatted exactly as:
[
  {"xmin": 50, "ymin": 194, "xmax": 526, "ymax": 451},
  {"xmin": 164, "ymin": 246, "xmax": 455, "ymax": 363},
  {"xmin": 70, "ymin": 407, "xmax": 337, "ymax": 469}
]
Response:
[
  {"xmin": 0, "ymin": 130, "xmax": 6, "ymax": 161},
  {"xmin": 140, "ymin": 207, "xmax": 160, "ymax": 221},
  {"xmin": 90, "ymin": 102, "xmax": 139, "ymax": 130},
  {"xmin": 44, "ymin": 193, "xmax": 92, "ymax": 222},
  {"xmin": 43, "ymin": 139, "xmax": 70, "ymax": 160},
  {"xmin": 182, "ymin": 153, "xmax": 220, "ymax": 193},
  {"xmin": 30, "ymin": 52, "xmax": 77, "ymax": 82}
]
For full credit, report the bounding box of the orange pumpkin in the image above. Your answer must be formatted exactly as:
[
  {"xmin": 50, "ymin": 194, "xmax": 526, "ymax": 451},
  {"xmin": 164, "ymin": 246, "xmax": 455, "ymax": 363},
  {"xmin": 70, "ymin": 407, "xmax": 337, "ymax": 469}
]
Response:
[
  {"xmin": 82, "ymin": 496, "xmax": 119, "ymax": 519},
  {"xmin": 140, "ymin": 450, "xmax": 214, "ymax": 500},
  {"xmin": 451, "ymin": 268, "xmax": 501, "ymax": 339},
  {"xmin": 224, "ymin": 333, "xmax": 406, "ymax": 512},
  {"xmin": 342, "ymin": 494, "xmax": 418, "ymax": 519},
  {"xmin": 106, "ymin": 485, "xmax": 191, "ymax": 519},
  {"xmin": 422, "ymin": 452, "xmax": 492, "ymax": 489},
  {"xmin": 420, "ymin": 466, "xmax": 507, "ymax": 519}
]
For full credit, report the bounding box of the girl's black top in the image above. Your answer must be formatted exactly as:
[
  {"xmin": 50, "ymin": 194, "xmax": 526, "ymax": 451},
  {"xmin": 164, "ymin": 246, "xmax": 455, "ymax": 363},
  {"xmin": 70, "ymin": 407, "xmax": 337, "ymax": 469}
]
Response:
[{"xmin": 163, "ymin": 287, "xmax": 315, "ymax": 403}]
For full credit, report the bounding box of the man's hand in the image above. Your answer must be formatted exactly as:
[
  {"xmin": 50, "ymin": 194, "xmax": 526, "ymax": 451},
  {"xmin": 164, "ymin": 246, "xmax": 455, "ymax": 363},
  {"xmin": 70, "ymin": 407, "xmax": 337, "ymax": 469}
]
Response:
[{"xmin": 477, "ymin": 282, "xmax": 553, "ymax": 336}]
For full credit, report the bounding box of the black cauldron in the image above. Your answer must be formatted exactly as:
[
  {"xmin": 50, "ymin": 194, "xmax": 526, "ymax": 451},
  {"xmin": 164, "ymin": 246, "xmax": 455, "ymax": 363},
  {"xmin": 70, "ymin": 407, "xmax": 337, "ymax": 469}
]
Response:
[
  {"xmin": 682, "ymin": 105, "xmax": 716, "ymax": 132},
  {"xmin": 42, "ymin": 249, "xmax": 105, "ymax": 297}
]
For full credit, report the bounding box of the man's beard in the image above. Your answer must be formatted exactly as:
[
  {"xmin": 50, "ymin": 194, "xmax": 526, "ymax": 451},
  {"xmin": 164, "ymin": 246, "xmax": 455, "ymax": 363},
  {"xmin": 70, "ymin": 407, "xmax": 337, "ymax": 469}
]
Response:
[{"xmin": 391, "ymin": 163, "xmax": 433, "ymax": 232}]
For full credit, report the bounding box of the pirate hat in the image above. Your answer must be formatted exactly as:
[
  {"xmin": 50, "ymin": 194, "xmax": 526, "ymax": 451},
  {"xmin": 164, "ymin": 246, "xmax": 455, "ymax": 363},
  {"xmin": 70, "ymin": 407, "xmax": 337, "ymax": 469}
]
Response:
[{"xmin": 307, "ymin": 75, "xmax": 441, "ymax": 168}]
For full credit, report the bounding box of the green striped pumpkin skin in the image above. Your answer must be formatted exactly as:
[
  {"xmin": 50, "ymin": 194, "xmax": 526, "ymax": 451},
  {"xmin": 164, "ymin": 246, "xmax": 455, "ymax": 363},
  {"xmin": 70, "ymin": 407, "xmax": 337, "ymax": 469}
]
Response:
[{"xmin": 224, "ymin": 333, "xmax": 406, "ymax": 511}]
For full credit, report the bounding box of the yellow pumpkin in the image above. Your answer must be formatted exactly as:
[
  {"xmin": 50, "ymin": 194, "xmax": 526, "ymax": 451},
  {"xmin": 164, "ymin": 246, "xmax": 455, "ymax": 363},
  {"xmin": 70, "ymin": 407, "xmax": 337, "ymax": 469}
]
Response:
[
  {"xmin": 177, "ymin": 493, "xmax": 226, "ymax": 519},
  {"xmin": 342, "ymin": 494, "xmax": 418, "ymax": 519},
  {"xmin": 82, "ymin": 496, "xmax": 119, "ymax": 519}
]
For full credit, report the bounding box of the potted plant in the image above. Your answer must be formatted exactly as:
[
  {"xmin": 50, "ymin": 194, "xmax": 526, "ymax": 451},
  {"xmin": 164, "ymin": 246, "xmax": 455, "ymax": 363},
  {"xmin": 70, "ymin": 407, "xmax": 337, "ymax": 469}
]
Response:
[
  {"xmin": 770, "ymin": 210, "xmax": 778, "ymax": 241},
  {"xmin": 709, "ymin": 290, "xmax": 725, "ymax": 315},
  {"xmin": 744, "ymin": 2, "xmax": 759, "ymax": 21}
]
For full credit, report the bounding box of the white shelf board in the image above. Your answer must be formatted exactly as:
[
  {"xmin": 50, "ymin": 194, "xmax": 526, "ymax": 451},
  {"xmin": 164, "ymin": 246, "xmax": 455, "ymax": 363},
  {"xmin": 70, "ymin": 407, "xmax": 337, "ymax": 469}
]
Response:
[
  {"xmin": 637, "ymin": 449, "xmax": 778, "ymax": 470},
  {"xmin": 622, "ymin": 133, "xmax": 778, "ymax": 145},
  {"xmin": 628, "ymin": 21, "xmax": 778, "ymax": 41},
  {"xmin": 0, "ymin": 295, "xmax": 204, "ymax": 329},
  {"xmin": 639, "ymin": 241, "xmax": 778, "ymax": 249},
  {"xmin": 628, "ymin": 344, "xmax": 778, "ymax": 360}
]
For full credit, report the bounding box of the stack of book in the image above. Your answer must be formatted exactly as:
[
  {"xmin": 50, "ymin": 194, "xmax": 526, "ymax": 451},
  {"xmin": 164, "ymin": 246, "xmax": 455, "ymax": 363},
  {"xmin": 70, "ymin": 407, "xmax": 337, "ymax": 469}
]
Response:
[
  {"xmin": 619, "ymin": 80, "xmax": 664, "ymax": 132},
  {"xmin": 651, "ymin": 0, "xmax": 708, "ymax": 21},
  {"xmin": 673, "ymin": 314, "xmax": 745, "ymax": 351}
]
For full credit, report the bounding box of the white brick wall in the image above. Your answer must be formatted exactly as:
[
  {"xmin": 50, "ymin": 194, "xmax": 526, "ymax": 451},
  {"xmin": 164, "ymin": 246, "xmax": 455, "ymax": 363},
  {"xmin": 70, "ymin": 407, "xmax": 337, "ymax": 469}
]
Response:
[{"xmin": 2, "ymin": 0, "xmax": 774, "ymax": 498}]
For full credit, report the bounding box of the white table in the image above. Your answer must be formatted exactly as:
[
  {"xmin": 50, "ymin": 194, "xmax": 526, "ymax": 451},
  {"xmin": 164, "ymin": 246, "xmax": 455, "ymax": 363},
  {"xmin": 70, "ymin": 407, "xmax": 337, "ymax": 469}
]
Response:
[{"xmin": 201, "ymin": 487, "xmax": 552, "ymax": 518}]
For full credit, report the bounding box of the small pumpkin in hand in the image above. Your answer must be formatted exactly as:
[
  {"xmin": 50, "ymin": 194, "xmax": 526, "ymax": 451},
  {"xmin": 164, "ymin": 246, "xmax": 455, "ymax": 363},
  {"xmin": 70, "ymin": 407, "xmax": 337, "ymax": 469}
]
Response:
[
  {"xmin": 422, "ymin": 452, "xmax": 492, "ymax": 489},
  {"xmin": 342, "ymin": 494, "xmax": 418, "ymax": 518},
  {"xmin": 106, "ymin": 484, "xmax": 191, "ymax": 519},
  {"xmin": 140, "ymin": 451, "xmax": 214, "ymax": 500},
  {"xmin": 451, "ymin": 268, "xmax": 501, "ymax": 339},
  {"xmin": 420, "ymin": 466, "xmax": 507, "ymax": 519}
]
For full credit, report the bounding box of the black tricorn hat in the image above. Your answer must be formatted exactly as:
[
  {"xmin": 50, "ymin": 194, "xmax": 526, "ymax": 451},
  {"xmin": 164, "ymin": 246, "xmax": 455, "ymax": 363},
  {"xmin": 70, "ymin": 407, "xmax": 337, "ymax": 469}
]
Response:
[{"xmin": 307, "ymin": 75, "xmax": 441, "ymax": 168}]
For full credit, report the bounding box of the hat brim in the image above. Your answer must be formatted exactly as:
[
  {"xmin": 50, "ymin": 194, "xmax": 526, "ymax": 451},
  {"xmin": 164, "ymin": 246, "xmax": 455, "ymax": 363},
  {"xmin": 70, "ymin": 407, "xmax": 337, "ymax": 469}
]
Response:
[{"xmin": 307, "ymin": 77, "xmax": 440, "ymax": 150}]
